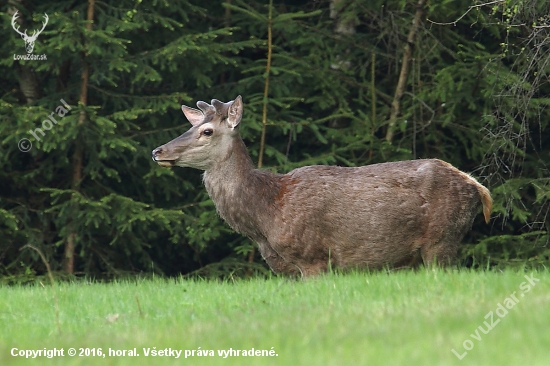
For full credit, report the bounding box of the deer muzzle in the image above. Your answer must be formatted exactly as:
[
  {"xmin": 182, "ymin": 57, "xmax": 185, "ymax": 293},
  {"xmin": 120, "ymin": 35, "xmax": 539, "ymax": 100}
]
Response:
[{"xmin": 152, "ymin": 147, "xmax": 175, "ymax": 167}]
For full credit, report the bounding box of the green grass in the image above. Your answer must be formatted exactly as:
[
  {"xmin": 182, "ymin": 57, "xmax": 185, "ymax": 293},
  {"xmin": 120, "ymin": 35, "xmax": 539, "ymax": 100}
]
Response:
[{"xmin": 1, "ymin": 269, "xmax": 549, "ymax": 365}]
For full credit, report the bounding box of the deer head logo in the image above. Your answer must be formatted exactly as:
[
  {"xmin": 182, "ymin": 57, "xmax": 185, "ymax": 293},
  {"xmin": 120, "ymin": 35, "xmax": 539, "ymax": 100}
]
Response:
[{"xmin": 11, "ymin": 11, "xmax": 48, "ymax": 54}]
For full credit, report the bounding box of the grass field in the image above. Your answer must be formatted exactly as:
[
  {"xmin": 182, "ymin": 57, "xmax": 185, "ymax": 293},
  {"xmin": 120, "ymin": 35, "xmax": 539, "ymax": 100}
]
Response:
[{"xmin": 0, "ymin": 269, "xmax": 549, "ymax": 365}]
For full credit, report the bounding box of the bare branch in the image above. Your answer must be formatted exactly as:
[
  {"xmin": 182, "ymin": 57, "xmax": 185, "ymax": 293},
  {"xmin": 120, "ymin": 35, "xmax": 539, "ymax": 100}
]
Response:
[{"xmin": 427, "ymin": 0, "xmax": 505, "ymax": 26}]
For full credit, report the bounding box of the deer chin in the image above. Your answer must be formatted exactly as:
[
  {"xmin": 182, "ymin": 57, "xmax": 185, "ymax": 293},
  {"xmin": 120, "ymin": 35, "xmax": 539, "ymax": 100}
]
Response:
[{"xmin": 155, "ymin": 160, "xmax": 175, "ymax": 167}]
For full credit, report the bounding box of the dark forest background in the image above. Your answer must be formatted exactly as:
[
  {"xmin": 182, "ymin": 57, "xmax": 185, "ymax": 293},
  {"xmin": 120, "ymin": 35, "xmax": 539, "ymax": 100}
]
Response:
[{"xmin": 1, "ymin": 0, "xmax": 549, "ymax": 281}]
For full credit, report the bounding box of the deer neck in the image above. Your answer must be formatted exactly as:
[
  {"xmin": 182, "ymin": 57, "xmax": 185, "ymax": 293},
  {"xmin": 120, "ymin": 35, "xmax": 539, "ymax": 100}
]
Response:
[{"xmin": 203, "ymin": 138, "xmax": 281, "ymax": 241}]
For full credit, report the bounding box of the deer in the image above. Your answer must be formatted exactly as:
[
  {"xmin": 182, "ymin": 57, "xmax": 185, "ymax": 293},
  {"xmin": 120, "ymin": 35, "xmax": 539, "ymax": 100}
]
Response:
[
  {"xmin": 11, "ymin": 11, "xmax": 49, "ymax": 54},
  {"xmin": 152, "ymin": 96, "xmax": 492, "ymax": 277}
]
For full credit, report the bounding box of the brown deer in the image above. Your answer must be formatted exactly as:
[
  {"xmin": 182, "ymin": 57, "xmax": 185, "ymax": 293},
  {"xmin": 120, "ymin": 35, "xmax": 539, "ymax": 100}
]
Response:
[{"xmin": 152, "ymin": 96, "xmax": 492, "ymax": 277}]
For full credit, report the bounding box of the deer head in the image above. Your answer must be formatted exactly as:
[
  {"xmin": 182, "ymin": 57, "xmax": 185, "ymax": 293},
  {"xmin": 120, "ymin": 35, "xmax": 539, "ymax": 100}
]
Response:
[
  {"xmin": 11, "ymin": 11, "xmax": 49, "ymax": 54},
  {"xmin": 152, "ymin": 96, "xmax": 243, "ymax": 170}
]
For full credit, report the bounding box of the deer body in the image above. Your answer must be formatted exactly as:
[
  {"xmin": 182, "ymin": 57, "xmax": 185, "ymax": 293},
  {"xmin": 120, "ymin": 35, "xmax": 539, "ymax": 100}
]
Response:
[{"xmin": 152, "ymin": 96, "xmax": 492, "ymax": 277}]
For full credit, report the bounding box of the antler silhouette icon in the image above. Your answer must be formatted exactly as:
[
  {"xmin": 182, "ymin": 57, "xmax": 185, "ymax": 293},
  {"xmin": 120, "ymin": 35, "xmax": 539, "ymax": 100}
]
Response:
[{"xmin": 11, "ymin": 11, "xmax": 49, "ymax": 54}]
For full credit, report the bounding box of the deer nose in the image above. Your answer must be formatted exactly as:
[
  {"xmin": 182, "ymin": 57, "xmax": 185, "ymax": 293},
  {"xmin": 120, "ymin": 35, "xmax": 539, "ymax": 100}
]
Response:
[{"xmin": 152, "ymin": 147, "xmax": 163, "ymax": 160}]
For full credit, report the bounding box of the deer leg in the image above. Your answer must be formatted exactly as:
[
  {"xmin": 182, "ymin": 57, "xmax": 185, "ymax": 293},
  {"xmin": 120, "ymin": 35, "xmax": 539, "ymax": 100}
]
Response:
[
  {"xmin": 257, "ymin": 242, "xmax": 300, "ymax": 276},
  {"xmin": 393, "ymin": 247, "xmax": 423, "ymax": 270},
  {"xmin": 299, "ymin": 262, "xmax": 329, "ymax": 278},
  {"xmin": 420, "ymin": 241, "xmax": 458, "ymax": 267}
]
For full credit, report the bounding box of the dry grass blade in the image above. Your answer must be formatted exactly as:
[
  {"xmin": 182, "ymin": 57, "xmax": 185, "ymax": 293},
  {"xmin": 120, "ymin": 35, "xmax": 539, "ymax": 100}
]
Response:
[{"xmin": 19, "ymin": 244, "xmax": 62, "ymax": 334}]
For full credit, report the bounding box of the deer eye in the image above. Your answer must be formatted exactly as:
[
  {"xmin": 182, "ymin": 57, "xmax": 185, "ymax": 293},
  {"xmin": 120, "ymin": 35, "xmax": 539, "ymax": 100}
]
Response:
[{"xmin": 202, "ymin": 128, "xmax": 213, "ymax": 136}]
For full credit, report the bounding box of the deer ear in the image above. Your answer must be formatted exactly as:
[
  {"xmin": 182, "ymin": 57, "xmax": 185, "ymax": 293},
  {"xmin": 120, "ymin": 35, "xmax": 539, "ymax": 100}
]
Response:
[
  {"xmin": 181, "ymin": 105, "xmax": 203, "ymax": 126},
  {"xmin": 227, "ymin": 96, "xmax": 243, "ymax": 129}
]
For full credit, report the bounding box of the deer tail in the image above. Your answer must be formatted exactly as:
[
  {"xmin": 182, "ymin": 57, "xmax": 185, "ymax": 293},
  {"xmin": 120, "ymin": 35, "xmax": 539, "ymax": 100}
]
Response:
[{"xmin": 476, "ymin": 184, "xmax": 492, "ymax": 223}]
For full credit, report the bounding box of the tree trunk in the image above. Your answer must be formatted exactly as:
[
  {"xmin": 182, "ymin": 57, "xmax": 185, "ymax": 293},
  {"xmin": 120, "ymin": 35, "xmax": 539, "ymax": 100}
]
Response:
[
  {"xmin": 385, "ymin": 0, "xmax": 426, "ymax": 142},
  {"xmin": 8, "ymin": 1, "xmax": 42, "ymax": 105},
  {"xmin": 329, "ymin": 0, "xmax": 356, "ymax": 70},
  {"xmin": 64, "ymin": 0, "xmax": 94, "ymax": 274}
]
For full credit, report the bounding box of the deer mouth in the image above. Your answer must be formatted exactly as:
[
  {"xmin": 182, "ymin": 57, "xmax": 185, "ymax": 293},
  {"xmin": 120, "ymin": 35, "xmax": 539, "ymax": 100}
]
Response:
[{"xmin": 154, "ymin": 159, "xmax": 176, "ymax": 167}]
